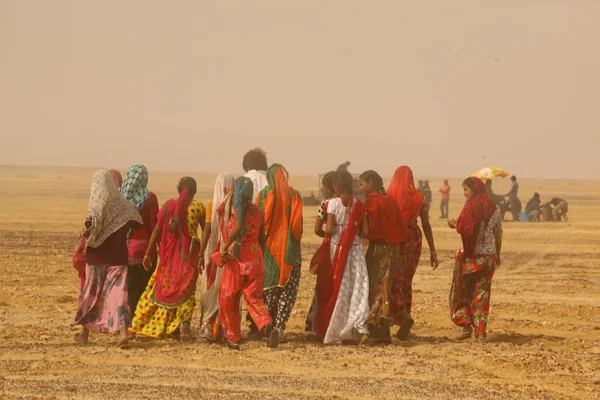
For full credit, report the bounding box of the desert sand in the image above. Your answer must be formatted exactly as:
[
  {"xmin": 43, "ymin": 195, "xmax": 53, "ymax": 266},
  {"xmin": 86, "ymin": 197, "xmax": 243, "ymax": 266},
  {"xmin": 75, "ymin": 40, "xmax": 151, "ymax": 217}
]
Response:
[{"xmin": 0, "ymin": 166, "xmax": 599, "ymax": 399}]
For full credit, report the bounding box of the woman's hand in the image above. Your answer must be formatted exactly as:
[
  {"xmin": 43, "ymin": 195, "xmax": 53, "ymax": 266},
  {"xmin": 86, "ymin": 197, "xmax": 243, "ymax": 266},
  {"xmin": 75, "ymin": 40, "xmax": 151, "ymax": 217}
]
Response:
[
  {"xmin": 430, "ymin": 251, "xmax": 439, "ymax": 270},
  {"xmin": 143, "ymin": 255, "xmax": 152, "ymax": 272},
  {"xmin": 198, "ymin": 256, "xmax": 205, "ymax": 273},
  {"xmin": 448, "ymin": 219, "xmax": 457, "ymax": 229}
]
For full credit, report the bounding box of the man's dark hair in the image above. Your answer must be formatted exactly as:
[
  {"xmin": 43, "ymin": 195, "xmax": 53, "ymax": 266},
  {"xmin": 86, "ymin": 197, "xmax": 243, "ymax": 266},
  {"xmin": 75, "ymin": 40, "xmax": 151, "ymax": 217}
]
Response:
[
  {"xmin": 511, "ymin": 175, "xmax": 517, "ymax": 181},
  {"xmin": 242, "ymin": 148, "xmax": 268, "ymax": 172}
]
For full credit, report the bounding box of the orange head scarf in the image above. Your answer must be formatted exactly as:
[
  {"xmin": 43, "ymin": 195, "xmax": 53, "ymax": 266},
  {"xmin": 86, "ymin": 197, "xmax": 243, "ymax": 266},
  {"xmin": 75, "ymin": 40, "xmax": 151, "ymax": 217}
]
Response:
[{"xmin": 387, "ymin": 166, "xmax": 425, "ymax": 225}]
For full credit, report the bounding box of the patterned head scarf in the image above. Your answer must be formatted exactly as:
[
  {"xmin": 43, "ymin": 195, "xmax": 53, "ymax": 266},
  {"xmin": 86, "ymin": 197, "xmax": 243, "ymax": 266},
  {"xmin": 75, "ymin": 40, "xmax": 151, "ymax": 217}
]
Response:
[
  {"xmin": 228, "ymin": 176, "xmax": 254, "ymax": 258},
  {"xmin": 387, "ymin": 166, "xmax": 425, "ymax": 225},
  {"xmin": 121, "ymin": 164, "xmax": 151, "ymax": 211},
  {"xmin": 86, "ymin": 170, "xmax": 143, "ymax": 249}
]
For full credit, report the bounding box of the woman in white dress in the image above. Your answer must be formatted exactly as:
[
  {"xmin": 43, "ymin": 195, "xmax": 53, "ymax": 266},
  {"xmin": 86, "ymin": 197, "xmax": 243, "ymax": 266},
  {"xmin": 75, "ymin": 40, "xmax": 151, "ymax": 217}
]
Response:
[{"xmin": 315, "ymin": 170, "xmax": 370, "ymax": 345}]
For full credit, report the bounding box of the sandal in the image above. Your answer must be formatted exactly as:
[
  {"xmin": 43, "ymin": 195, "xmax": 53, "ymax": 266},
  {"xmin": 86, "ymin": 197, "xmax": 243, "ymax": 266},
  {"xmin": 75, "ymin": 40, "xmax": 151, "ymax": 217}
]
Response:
[
  {"xmin": 265, "ymin": 323, "xmax": 279, "ymax": 349},
  {"xmin": 456, "ymin": 326, "xmax": 473, "ymax": 341}
]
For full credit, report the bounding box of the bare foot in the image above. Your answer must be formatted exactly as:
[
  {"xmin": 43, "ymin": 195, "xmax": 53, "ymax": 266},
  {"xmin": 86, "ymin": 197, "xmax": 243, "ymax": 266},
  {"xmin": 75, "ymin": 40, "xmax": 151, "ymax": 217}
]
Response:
[
  {"xmin": 180, "ymin": 322, "xmax": 192, "ymax": 342},
  {"xmin": 73, "ymin": 333, "xmax": 88, "ymax": 346},
  {"xmin": 116, "ymin": 337, "xmax": 130, "ymax": 349}
]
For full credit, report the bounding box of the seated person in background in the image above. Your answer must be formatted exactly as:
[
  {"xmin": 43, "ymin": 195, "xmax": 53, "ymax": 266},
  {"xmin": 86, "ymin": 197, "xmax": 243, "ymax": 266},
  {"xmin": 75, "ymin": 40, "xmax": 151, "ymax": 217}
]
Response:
[
  {"xmin": 525, "ymin": 193, "xmax": 541, "ymax": 222},
  {"xmin": 547, "ymin": 197, "xmax": 569, "ymax": 222}
]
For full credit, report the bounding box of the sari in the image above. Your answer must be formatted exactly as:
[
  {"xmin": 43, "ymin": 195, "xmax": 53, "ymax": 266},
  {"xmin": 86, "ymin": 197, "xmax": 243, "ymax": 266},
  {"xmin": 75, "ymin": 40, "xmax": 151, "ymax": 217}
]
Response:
[
  {"xmin": 363, "ymin": 193, "xmax": 407, "ymax": 335},
  {"xmin": 199, "ymin": 173, "xmax": 234, "ymax": 340},
  {"xmin": 449, "ymin": 178, "xmax": 500, "ymax": 338},
  {"xmin": 387, "ymin": 166, "xmax": 426, "ymax": 323},
  {"xmin": 313, "ymin": 197, "xmax": 368, "ymax": 343},
  {"xmin": 131, "ymin": 189, "xmax": 204, "ymax": 338},
  {"xmin": 257, "ymin": 164, "xmax": 303, "ymax": 290}
]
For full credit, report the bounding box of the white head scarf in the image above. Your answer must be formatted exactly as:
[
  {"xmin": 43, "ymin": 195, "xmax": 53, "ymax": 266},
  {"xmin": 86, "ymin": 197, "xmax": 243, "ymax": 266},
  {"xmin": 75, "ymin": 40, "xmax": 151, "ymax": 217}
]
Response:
[
  {"xmin": 204, "ymin": 173, "xmax": 235, "ymax": 266},
  {"xmin": 244, "ymin": 170, "xmax": 268, "ymax": 203},
  {"xmin": 86, "ymin": 170, "xmax": 143, "ymax": 249}
]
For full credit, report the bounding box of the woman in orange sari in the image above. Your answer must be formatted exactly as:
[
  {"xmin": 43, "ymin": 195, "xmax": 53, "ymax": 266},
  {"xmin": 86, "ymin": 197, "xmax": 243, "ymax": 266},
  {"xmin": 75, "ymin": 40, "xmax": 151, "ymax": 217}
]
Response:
[
  {"xmin": 255, "ymin": 164, "xmax": 303, "ymax": 342},
  {"xmin": 387, "ymin": 166, "xmax": 439, "ymax": 340}
]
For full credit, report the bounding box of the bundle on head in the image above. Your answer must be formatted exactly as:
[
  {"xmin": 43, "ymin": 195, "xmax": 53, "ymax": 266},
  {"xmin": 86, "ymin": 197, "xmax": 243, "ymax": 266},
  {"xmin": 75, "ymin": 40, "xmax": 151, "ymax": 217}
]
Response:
[{"xmin": 336, "ymin": 161, "xmax": 351, "ymax": 172}]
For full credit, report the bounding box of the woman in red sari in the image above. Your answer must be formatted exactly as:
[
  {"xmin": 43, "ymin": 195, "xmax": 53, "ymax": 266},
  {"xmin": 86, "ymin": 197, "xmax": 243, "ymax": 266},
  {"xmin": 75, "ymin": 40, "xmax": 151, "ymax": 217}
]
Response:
[
  {"xmin": 387, "ymin": 166, "xmax": 439, "ymax": 340},
  {"xmin": 305, "ymin": 171, "xmax": 336, "ymax": 333},
  {"xmin": 448, "ymin": 177, "xmax": 502, "ymax": 342},
  {"xmin": 358, "ymin": 170, "xmax": 408, "ymax": 344},
  {"xmin": 217, "ymin": 176, "xmax": 277, "ymax": 350},
  {"xmin": 131, "ymin": 177, "xmax": 205, "ymax": 341}
]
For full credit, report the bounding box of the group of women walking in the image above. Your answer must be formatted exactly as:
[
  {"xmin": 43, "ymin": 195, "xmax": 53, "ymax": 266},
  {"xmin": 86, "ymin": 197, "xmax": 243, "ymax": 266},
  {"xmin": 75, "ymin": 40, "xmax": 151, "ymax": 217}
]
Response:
[{"xmin": 71, "ymin": 149, "xmax": 503, "ymax": 350}]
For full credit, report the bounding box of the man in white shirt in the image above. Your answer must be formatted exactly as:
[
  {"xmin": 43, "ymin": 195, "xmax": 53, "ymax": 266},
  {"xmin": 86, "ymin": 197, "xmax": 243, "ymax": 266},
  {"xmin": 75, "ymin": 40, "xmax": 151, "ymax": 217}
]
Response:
[{"xmin": 242, "ymin": 148, "xmax": 269, "ymax": 203}]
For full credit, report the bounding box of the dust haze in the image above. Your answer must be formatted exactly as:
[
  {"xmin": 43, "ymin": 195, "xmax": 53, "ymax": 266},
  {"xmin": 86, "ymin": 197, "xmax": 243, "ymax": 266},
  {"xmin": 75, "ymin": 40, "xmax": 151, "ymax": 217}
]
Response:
[{"xmin": 1, "ymin": 1, "xmax": 599, "ymax": 178}]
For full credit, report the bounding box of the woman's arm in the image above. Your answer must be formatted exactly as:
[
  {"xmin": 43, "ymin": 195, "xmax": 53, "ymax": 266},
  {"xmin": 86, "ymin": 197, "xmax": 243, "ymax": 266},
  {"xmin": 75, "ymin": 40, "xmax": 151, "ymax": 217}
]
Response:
[
  {"xmin": 420, "ymin": 208, "xmax": 439, "ymax": 269},
  {"xmin": 360, "ymin": 215, "xmax": 369, "ymax": 238},
  {"xmin": 143, "ymin": 222, "xmax": 162, "ymax": 271},
  {"xmin": 223, "ymin": 213, "xmax": 243, "ymax": 252},
  {"xmin": 314, "ymin": 218, "xmax": 325, "ymax": 238},
  {"xmin": 259, "ymin": 221, "xmax": 266, "ymax": 253},
  {"xmin": 199, "ymin": 223, "xmax": 212, "ymax": 266},
  {"xmin": 325, "ymin": 214, "xmax": 335, "ymax": 237}
]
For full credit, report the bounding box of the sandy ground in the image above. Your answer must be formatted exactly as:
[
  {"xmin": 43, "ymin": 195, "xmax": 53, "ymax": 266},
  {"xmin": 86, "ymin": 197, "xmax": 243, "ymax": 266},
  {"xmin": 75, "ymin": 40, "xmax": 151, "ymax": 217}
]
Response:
[{"xmin": 1, "ymin": 166, "xmax": 599, "ymax": 399}]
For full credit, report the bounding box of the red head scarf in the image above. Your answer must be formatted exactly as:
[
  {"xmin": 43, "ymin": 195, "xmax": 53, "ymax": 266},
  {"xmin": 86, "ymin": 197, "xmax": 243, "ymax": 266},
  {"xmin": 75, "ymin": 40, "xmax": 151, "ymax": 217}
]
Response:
[
  {"xmin": 456, "ymin": 177, "xmax": 497, "ymax": 257},
  {"xmin": 153, "ymin": 187, "xmax": 200, "ymax": 307},
  {"xmin": 108, "ymin": 169, "xmax": 123, "ymax": 188},
  {"xmin": 387, "ymin": 166, "xmax": 425, "ymax": 225}
]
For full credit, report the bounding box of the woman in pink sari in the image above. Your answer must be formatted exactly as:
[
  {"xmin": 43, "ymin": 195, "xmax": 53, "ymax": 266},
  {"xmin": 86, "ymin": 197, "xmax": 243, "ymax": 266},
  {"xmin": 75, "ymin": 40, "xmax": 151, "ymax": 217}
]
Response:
[{"xmin": 131, "ymin": 177, "xmax": 205, "ymax": 341}]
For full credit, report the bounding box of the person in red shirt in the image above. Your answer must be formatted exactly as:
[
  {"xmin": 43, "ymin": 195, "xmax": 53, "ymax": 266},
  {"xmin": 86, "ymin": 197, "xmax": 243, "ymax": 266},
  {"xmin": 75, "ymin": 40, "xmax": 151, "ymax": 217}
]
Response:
[
  {"xmin": 120, "ymin": 164, "xmax": 159, "ymax": 315},
  {"xmin": 439, "ymin": 179, "xmax": 451, "ymax": 219},
  {"xmin": 358, "ymin": 170, "xmax": 408, "ymax": 344}
]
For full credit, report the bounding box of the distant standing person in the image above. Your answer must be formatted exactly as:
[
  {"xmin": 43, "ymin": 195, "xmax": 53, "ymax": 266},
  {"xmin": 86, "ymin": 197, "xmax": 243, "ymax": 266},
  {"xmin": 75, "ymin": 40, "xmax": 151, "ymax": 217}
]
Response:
[
  {"xmin": 243, "ymin": 148, "xmax": 269, "ymax": 203},
  {"xmin": 422, "ymin": 181, "xmax": 433, "ymax": 209},
  {"xmin": 548, "ymin": 197, "xmax": 569, "ymax": 222},
  {"xmin": 525, "ymin": 193, "xmax": 541, "ymax": 222},
  {"xmin": 121, "ymin": 164, "xmax": 159, "ymax": 317},
  {"xmin": 439, "ymin": 179, "xmax": 451, "ymax": 219},
  {"xmin": 505, "ymin": 176, "xmax": 521, "ymax": 221}
]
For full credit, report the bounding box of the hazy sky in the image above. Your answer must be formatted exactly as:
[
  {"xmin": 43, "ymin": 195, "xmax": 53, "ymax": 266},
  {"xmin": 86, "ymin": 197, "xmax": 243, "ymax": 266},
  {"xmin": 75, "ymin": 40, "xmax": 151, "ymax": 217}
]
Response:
[{"xmin": 1, "ymin": 1, "xmax": 598, "ymax": 178}]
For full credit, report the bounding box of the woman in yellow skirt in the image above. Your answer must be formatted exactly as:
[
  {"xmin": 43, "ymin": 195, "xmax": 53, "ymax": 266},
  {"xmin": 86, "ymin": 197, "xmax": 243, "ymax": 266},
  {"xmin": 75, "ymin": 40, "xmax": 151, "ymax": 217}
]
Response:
[{"xmin": 131, "ymin": 177, "xmax": 205, "ymax": 341}]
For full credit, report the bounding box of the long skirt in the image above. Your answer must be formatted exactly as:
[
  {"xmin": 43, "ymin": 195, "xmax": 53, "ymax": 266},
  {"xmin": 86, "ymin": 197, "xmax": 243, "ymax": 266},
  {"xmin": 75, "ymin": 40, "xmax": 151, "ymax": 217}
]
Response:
[
  {"xmin": 365, "ymin": 243, "xmax": 401, "ymax": 333},
  {"xmin": 71, "ymin": 264, "xmax": 131, "ymax": 333},
  {"xmin": 449, "ymin": 256, "xmax": 496, "ymax": 338},
  {"xmin": 131, "ymin": 268, "xmax": 196, "ymax": 338},
  {"xmin": 198, "ymin": 266, "xmax": 224, "ymax": 340},
  {"xmin": 323, "ymin": 243, "xmax": 370, "ymax": 344},
  {"xmin": 391, "ymin": 223, "xmax": 422, "ymax": 325},
  {"xmin": 219, "ymin": 261, "xmax": 272, "ymax": 345},
  {"xmin": 263, "ymin": 255, "xmax": 302, "ymax": 331}
]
